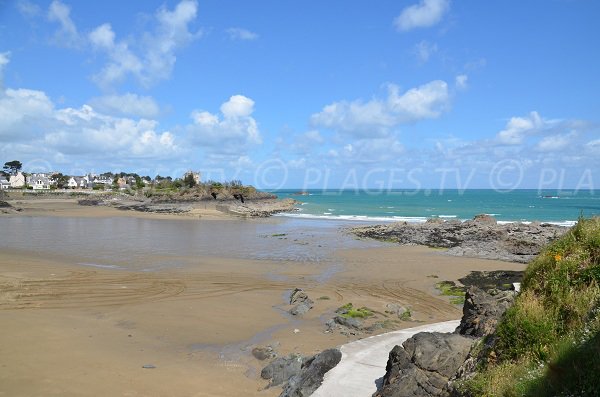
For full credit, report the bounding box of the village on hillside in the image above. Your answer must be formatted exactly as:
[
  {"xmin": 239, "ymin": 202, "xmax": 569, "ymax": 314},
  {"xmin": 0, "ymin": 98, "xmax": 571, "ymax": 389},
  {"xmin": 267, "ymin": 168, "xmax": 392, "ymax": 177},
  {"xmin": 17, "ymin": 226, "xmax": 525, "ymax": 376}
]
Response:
[{"xmin": 0, "ymin": 160, "xmax": 201, "ymax": 192}]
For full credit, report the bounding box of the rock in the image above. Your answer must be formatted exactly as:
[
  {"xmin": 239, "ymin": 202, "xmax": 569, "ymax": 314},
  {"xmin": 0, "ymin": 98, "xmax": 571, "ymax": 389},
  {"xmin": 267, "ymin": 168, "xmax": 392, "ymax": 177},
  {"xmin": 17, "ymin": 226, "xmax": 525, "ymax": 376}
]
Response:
[
  {"xmin": 261, "ymin": 354, "xmax": 305, "ymax": 387},
  {"xmin": 77, "ymin": 199, "xmax": 101, "ymax": 206},
  {"xmin": 0, "ymin": 200, "xmax": 12, "ymax": 208},
  {"xmin": 252, "ymin": 346, "xmax": 277, "ymax": 361},
  {"xmin": 290, "ymin": 288, "xmax": 309, "ymax": 304},
  {"xmin": 351, "ymin": 215, "xmax": 567, "ymax": 263},
  {"xmin": 279, "ymin": 349, "xmax": 342, "ymax": 397},
  {"xmin": 374, "ymin": 332, "xmax": 474, "ymax": 397},
  {"xmin": 472, "ymin": 214, "xmax": 497, "ymax": 224},
  {"xmin": 455, "ymin": 286, "xmax": 515, "ymax": 338},
  {"xmin": 142, "ymin": 364, "xmax": 156, "ymax": 369},
  {"xmin": 334, "ymin": 315, "xmax": 363, "ymax": 330},
  {"xmin": 289, "ymin": 288, "xmax": 314, "ymax": 316},
  {"xmin": 290, "ymin": 302, "xmax": 313, "ymax": 316},
  {"xmin": 385, "ymin": 303, "xmax": 408, "ymax": 318}
]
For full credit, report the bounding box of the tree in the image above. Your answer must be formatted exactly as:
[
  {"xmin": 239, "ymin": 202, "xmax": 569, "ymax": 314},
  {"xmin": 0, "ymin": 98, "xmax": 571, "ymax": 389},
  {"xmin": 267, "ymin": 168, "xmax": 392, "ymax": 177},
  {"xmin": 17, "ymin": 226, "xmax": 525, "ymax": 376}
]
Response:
[
  {"xmin": 183, "ymin": 173, "xmax": 197, "ymax": 188},
  {"xmin": 3, "ymin": 160, "xmax": 22, "ymax": 175},
  {"xmin": 51, "ymin": 173, "xmax": 70, "ymax": 189}
]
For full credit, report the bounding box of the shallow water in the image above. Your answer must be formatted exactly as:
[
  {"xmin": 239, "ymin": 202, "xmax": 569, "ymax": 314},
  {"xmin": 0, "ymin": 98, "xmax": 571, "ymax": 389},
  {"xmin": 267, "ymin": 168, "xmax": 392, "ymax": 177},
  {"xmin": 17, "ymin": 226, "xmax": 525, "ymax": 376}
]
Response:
[{"xmin": 0, "ymin": 216, "xmax": 381, "ymax": 271}]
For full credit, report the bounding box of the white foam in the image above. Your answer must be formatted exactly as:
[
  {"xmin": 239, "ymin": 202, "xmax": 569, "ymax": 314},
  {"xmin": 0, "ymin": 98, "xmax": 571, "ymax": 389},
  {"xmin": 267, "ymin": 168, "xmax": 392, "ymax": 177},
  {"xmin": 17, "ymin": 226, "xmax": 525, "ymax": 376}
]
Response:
[{"xmin": 278, "ymin": 213, "xmax": 428, "ymax": 223}]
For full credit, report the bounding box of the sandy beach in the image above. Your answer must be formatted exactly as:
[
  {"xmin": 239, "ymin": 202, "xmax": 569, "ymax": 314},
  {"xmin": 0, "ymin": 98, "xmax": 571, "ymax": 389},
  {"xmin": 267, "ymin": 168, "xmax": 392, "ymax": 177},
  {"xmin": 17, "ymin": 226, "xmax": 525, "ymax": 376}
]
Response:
[{"xmin": 0, "ymin": 199, "xmax": 525, "ymax": 396}]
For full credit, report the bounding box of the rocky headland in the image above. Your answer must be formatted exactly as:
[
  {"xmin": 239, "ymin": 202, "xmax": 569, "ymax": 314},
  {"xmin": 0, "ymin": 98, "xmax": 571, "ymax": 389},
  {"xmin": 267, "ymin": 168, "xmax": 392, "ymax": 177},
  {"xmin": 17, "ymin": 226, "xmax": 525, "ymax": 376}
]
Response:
[
  {"xmin": 77, "ymin": 195, "xmax": 298, "ymax": 217},
  {"xmin": 351, "ymin": 215, "xmax": 567, "ymax": 263}
]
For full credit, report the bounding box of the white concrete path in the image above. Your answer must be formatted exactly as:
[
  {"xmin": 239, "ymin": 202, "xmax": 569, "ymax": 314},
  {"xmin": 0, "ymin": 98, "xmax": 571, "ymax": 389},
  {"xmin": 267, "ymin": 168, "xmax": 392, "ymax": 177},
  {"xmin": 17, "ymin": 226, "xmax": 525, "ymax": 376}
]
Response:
[{"xmin": 312, "ymin": 320, "xmax": 460, "ymax": 397}]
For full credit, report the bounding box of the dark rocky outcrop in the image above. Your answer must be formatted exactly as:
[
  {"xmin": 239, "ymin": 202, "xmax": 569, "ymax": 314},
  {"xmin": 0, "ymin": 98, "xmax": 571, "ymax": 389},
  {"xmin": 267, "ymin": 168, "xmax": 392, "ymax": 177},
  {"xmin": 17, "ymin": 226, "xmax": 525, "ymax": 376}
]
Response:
[
  {"xmin": 279, "ymin": 349, "xmax": 342, "ymax": 397},
  {"xmin": 77, "ymin": 199, "xmax": 102, "ymax": 206},
  {"xmin": 374, "ymin": 286, "xmax": 517, "ymax": 396},
  {"xmin": 455, "ymin": 287, "xmax": 515, "ymax": 338},
  {"xmin": 374, "ymin": 333, "xmax": 473, "ymax": 397},
  {"xmin": 352, "ymin": 216, "xmax": 567, "ymax": 263},
  {"xmin": 288, "ymin": 288, "xmax": 314, "ymax": 316},
  {"xmin": 261, "ymin": 354, "xmax": 305, "ymax": 387}
]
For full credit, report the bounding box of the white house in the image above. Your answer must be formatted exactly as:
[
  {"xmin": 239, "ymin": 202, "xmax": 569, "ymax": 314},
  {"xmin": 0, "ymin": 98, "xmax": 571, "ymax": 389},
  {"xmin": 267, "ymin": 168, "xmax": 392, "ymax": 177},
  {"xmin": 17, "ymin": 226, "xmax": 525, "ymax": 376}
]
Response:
[
  {"xmin": 27, "ymin": 174, "xmax": 51, "ymax": 190},
  {"xmin": 67, "ymin": 176, "xmax": 89, "ymax": 189},
  {"xmin": 0, "ymin": 177, "xmax": 10, "ymax": 190},
  {"xmin": 9, "ymin": 172, "xmax": 25, "ymax": 188}
]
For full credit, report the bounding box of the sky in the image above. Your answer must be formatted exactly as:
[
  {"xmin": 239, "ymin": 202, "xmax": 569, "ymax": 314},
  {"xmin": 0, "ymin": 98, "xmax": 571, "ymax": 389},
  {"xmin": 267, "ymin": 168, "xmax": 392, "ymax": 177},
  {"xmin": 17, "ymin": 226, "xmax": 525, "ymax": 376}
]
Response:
[{"xmin": 0, "ymin": 0, "xmax": 599, "ymax": 190}]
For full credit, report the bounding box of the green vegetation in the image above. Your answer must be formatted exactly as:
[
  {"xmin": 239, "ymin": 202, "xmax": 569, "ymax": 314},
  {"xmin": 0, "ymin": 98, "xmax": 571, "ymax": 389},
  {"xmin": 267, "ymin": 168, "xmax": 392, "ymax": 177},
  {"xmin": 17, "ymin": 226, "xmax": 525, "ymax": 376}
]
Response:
[
  {"xmin": 460, "ymin": 217, "xmax": 600, "ymax": 396},
  {"xmin": 3, "ymin": 160, "xmax": 22, "ymax": 175},
  {"xmin": 436, "ymin": 280, "xmax": 466, "ymax": 304},
  {"xmin": 399, "ymin": 308, "xmax": 412, "ymax": 321},
  {"xmin": 336, "ymin": 303, "xmax": 374, "ymax": 319},
  {"xmin": 317, "ymin": 296, "xmax": 330, "ymax": 300}
]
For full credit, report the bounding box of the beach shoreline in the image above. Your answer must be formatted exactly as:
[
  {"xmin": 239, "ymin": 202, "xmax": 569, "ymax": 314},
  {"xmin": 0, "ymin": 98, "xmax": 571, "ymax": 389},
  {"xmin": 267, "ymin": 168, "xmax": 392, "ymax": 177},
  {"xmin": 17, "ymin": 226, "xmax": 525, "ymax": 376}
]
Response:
[{"xmin": 0, "ymin": 197, "xmax": 527, "ymax": 396}]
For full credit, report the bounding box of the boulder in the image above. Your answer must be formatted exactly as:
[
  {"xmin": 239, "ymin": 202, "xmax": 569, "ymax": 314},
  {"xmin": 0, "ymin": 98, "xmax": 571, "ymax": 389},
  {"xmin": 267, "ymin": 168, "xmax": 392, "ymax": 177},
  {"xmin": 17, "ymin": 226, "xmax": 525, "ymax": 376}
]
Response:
[
  {"xmin": 455, "ymin": 286, "xmax": 515, "ymax": 338},
  {"xmin": 252, "ymin": 345, "xmax": 277, "ymax": 361},
  {"xmin": 280, "ymin": 349, "xmax": 342, "ymax": 397},
  {"xmin": 472, "ymin": 214, "xmax": 497, "ymax": 224},
  {"xmin": 374, "ymin": 332, "xmax": 473, "ymax": 397},
  {"xmin": 290, "ymin": 288, "xmax": 309, "ymax": 305},
  {"xmin": 261, "ymin": 354, "xmax": 305, "ymax": 387},
  {"xmin": 334, "ymin": 315, "xmax": 363, "ymax": 330},
  {"xmin": 289, "ymin": 288, "xmax": 314, "ymax": 316}
]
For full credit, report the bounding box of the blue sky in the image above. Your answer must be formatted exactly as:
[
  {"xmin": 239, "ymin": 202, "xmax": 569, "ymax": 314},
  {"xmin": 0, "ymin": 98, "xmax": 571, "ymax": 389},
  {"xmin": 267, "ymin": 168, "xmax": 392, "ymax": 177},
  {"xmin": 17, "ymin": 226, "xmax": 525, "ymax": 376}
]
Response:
[{"xmin": 0, "ymin": 0, "xmax": 599, "ymax": 190}]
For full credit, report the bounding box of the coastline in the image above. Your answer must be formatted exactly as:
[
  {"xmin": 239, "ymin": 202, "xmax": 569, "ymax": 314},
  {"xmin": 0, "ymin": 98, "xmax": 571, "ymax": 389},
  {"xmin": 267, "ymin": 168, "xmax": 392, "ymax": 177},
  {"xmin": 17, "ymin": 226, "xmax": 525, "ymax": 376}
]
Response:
[{"xmin": 1, "ymin": 197, "xmax": 527, "ymax": 396}]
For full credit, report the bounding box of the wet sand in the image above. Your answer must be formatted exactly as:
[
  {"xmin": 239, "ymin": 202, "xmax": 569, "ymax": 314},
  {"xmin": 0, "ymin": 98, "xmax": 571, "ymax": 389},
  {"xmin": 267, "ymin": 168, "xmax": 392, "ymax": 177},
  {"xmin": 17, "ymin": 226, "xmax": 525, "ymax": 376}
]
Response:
[{"xmin": 0, "ymin": 200, "xmax": 526, "ymax": 396}]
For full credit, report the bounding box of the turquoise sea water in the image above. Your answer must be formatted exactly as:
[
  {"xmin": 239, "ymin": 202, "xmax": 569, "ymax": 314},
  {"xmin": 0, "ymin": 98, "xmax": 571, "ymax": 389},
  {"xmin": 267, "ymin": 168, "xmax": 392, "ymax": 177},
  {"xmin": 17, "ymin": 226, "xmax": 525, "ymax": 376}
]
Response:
[{"xmin": 273, "ymin": 189, "xmax": 600, "ymax": 226}]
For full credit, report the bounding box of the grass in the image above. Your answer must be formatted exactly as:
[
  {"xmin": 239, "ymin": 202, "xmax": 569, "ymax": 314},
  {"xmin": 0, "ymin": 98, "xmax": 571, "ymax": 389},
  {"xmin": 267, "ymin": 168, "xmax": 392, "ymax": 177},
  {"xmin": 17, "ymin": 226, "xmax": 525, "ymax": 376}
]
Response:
[
  {"xmin": 317, "ymin": 296, "xmax": 330, "ymax": 300},
  {"xmin": 459, "ymin": 217, "xmax": 600, "ymax": 396},
  {"xmin": 271, "ymin": 233, "xmax": 287, "ymax": 237},
  {"xmin": 436, "ymin": 280, "xmax": 466, "ymax": 304},
  {"xmin": 336, "ymin": 303, "xmax": 374, "ymax": 319},
  {"xmin": 399, "ymin": 308, "xmax": 412, "ymax": 321}
]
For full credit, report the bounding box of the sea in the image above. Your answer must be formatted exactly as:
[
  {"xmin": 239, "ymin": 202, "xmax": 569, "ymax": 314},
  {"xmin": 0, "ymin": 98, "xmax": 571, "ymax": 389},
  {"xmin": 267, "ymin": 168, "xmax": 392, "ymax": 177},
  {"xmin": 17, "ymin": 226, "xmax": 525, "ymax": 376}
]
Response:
[{"xmin": 273, "ymin": 189, "xmax": 600, "ymax": 227}]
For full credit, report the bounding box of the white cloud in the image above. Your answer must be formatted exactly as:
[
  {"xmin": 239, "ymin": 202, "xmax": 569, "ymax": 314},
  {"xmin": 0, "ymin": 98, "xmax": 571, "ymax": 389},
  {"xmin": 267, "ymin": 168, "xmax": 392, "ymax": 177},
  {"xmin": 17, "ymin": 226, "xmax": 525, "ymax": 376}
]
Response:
[
  {"xmin": 47, "ymin": 0, "xmax": 81, "ymax": 47},
  {"xmin": 226, "ymin": 27, "xmax": 259, "ymax": 41},
  {"xmin": 0, "ymin": 88, "xmax": 55, "ymax": 140},
  {"xmin": 0, "ymin": 52, "xmax": 10, "ymax": 87},
  {"xmin": 495, "ymin": 111, "xmax": 544, "ymax": 145},
  {"xmin": 333, "ymin": 137, "xmax": 405, "ymax": 165},
  {"xmin": 189, "ymin": 95, "xmax": 262, "ymax": 155},
  {"xmin": 455, "ymin": 74, "xmax": 468, "ymax": 90},
  {"xmin": 394, "ymin": 0, "xmax": 450, "ymax": 31},
  {"xmin": 220, "ymin": 95, "xmax": 255, "ymax": 118},
  {"xmin": 535, "ymin": 133, "xmax": 573, "ymax": 152},
  {"xmin": 290, "ymin": 130, "xmax": 325, "ymax": 154},
  {"xmin": 0, "ymin": 56, "xmax": 179, "ymax": 163},
  {"xmin": 585, "ymin": 139, "xmax": 600, "ymax": 155},
  {"xmin": 414, "ymin": 40, "xmax": 438, "ymax": 62},
  {"xmin": 89, "ymin": 0, "xmax": 200, "ymax": 88},
  {"xmin": 311, "ymin": 80, "xmax": 449, "ymax": 138},
  {"xmin": 89, "ymin": 93, "xmax": 160, "ymax": 118},
  {"xmin": 17, "ymin": 0, "xmax": 41, "ymax": 18}
]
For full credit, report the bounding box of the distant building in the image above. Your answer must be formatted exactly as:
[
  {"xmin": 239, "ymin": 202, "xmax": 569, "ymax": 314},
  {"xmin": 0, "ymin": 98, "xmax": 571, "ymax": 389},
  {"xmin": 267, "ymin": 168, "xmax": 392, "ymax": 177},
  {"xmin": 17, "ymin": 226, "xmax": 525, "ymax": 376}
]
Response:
[
  {"xmin": 116, "ymin": 177, "xmax": 127, "ymax": 189},
  {"xmin": 0, "ymin": 177, "xmax": 10, "ymax": 190},
  {"xmin": 183, "ymin": 171, "xmax": 201, "ymax": 184},
  {"xmin": 27, "ymin": 174, "xmax": 51, "ymax": 190},
  {"xmin": 9, "ymin": 172, "xmax": 25, "ymax": 188},
  {"xmin": 67, "ymin": 176, "xmax": 89, "ymax": 189}
]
